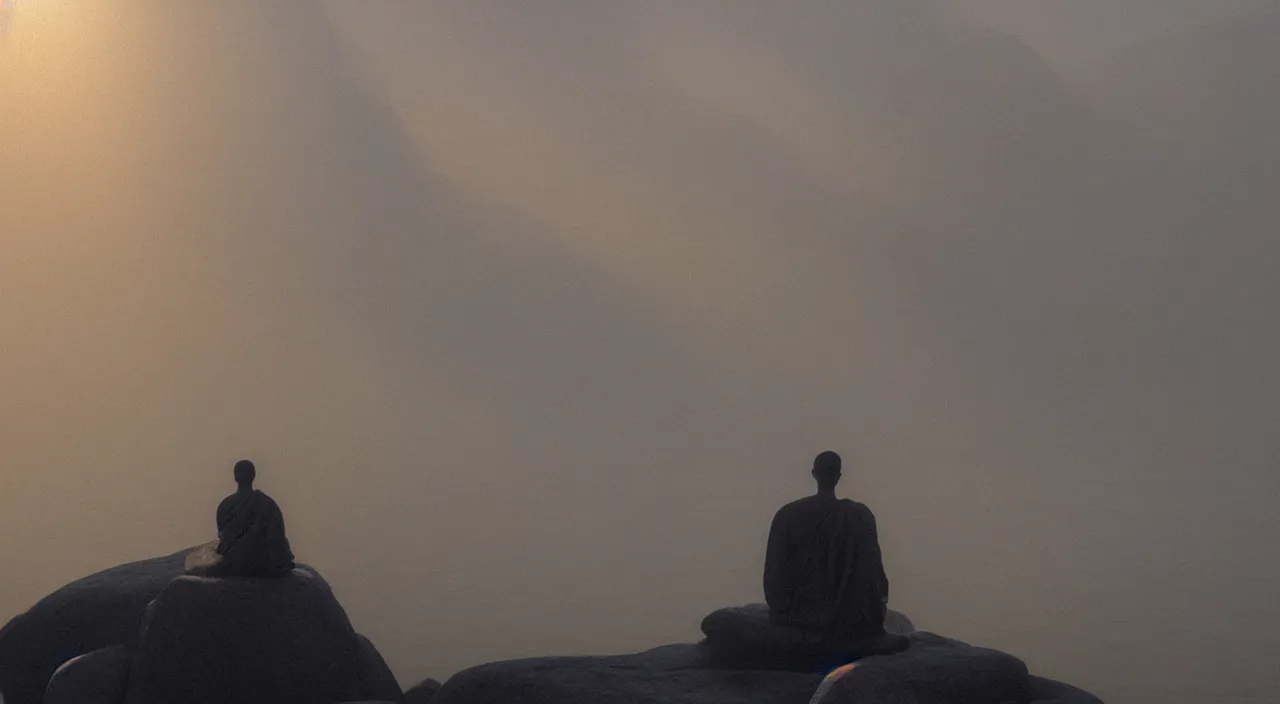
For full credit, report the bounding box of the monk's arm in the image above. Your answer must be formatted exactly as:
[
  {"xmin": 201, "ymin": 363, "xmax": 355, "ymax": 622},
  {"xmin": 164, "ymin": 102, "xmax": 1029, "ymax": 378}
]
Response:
[
  {"xmin": 763, "ymin": 510, "xmax": 791, "ymax": 611},
  {"xmin": 215, "ymin": 496, "xmax": 234, "ymax": 534},
  {"xmin": 857, "ymin": 508, "xmax": 889, "ymax": 622},
  {"xmin": 869, "ymin": 511, "xmax": 888, "ymax": 606}
]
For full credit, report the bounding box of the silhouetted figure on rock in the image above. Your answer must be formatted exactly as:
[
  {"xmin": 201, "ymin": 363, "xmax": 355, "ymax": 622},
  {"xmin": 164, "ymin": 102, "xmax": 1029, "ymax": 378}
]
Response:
[
  {"xmin": 698, "ymin": 451, "xmax": 904, "ymax": 670},
  {"xmin": 184, "ymin": 460, "xmax": 296, "ymax": 578},
  {"xmin": 764, "ymin": 451, "xmax": 889, "ymax": 638}
]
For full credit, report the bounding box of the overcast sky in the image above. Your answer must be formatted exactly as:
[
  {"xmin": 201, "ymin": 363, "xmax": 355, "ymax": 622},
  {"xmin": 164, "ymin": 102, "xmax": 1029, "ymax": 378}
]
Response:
[{"xmin": 2, "ymin": 3, "xmax": 1277, "ymax": 703}]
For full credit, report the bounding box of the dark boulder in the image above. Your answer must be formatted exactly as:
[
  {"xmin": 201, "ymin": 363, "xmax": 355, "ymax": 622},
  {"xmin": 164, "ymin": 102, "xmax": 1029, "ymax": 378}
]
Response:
[
  {"xmin": 0, "ymin": 549, "xmax": 339, "ymax": 704},
  {"xmin": 1030, "ymin": 676, "xmax": 1106, "ymax": 704},
  {"xmin": 0, "ymin": 547, "xmax": 196, "ymax": 704},
  {"xmin": 355, "ymin": 633, "xmax": 405, "ymax": 703},
  {"xmin": 404, "ymin": 678, "xmax": 442, "ymax": 704},
  {"xmin": 42, "ymin": 645, "xmax": 132, "ymax": 704},
  {"xmin": 432, "ymin": 632, "xmax": 1102, "ymax": 704},
  {"xmin": 811, "ymin": 631, "xmax": 1033, "ymax": 703},
  {"xmin": 433, "ymin": 644, "xmax": 824, "ymax": 704},
  {"xmin": 123, "ymin": 569, "xmax": 362, "ymax": 704},
  {"xmin": 883, "ymin": 610, "xmax": 916, "ymax": 636}
]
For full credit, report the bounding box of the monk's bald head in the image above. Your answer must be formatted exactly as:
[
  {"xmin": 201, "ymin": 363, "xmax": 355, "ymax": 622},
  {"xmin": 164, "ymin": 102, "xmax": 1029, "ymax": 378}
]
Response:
[
  {"xmin": 812, "ymin": 451, "xmax": 842, "ymax": 489},
  {"xmin": 233, "ymin": 460, "xmax": 256, "ymax": 488}
]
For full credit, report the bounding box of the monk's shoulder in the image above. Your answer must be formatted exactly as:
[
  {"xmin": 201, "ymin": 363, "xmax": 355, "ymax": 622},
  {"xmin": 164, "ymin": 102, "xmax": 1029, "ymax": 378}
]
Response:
[
  {"xmin": 840, "ymin": 499, "xmax": 877, "ymax": 521},
  {"xmin": 772, "ymin": 497, "xmax": 814, "ymax": 524},
  {"xmin": 778, "ymin": 496, "xmax": 818, "ymax": 514}
]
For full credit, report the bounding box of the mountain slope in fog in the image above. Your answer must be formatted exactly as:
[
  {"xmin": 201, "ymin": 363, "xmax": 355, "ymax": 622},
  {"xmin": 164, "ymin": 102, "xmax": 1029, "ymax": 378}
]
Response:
[{"xmin": 1078, "ymin": 11, "xmax": 1280, "ymax": 160}]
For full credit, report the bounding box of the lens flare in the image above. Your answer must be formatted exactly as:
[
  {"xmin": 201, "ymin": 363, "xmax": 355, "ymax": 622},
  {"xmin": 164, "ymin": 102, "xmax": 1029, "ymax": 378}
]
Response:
[{"xmin": 808, "ymin": 662, "xmax": 858, "ymax": 704}]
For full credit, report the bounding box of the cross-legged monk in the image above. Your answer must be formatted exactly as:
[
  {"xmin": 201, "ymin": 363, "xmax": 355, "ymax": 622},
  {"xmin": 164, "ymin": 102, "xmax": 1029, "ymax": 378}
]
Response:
[
  {"xmin": 764, "ymin": 450, "xmax": 889, "ymax": 639},
  {"xmin": 185, "ymin": 459, "xmax": 296, "ymax": 578}
]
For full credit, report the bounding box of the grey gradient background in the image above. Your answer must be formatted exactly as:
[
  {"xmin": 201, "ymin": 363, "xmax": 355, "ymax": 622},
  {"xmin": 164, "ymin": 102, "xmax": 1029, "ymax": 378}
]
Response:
[{"xmin": 2, "ymin": 3, "xmax": 1277, "ymax": 703}]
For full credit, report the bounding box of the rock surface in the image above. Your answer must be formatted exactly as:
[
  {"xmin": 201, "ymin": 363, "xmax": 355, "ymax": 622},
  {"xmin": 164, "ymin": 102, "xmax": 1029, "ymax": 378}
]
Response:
[
  {"xmin": 882, "ymin": 610, "xmax": 915, "ymax": 636},
  {"xmin": 432, "ymin": 632, "xmax": 1104, "ymax": 704},
  {"xmin": 0, "ymin": 549, "xmax": 343, "ymax": 704},
  {"xmin": 0, "ymin": 547, "xmax": 196, "ymax": 704},
  {"xmin": 404, "ymin": 678, "xmax": 442, "ymax": 704},
  {"xmin": 43, "ymin": 645, "xmax": 132, "ymax": 704},
  {"xmin": 433, "ymin": 643, "xmax": 821, "ymax": 704},
  {"xmin": 355, "ymin": 633, "xmax": 405, "ymax": 703},
  {"xmin": 810, "ymin": 631, "xmax": 1031, "ymax": 703},
  {"xmin": 123, "ymin": 569, "xmax": 363, "ymax": 704},
  {"xmin": 1029, "ymin": 677, "xmax": 1106, "ymax": 704}
]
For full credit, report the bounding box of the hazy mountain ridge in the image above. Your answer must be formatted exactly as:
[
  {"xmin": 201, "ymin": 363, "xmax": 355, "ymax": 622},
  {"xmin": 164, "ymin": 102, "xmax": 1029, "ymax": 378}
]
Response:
[{"xmin": 1077, "ymin": 11, "xmax": 1280, "ymax": 160}]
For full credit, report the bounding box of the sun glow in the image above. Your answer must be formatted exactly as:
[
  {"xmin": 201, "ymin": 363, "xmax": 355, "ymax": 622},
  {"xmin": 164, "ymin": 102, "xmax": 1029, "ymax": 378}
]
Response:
[
  {"xmin": 1, "ymin": 0, "xmax": 89, "ymax": 48},
  {"xmin": 1, "ymin": 0, "xmax": 112, "ymax": 112}
]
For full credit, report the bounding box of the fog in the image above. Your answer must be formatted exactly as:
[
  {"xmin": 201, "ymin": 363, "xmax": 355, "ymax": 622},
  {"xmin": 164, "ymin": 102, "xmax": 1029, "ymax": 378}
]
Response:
[{"xmin": 1, "ymin": 3, "xmax": 1276, "ymax": 703}]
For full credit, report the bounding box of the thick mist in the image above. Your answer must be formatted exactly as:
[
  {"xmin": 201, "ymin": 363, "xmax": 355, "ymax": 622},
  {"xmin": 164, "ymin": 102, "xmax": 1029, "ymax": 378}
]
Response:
[{"xmin": 2, "ymin": 3, "xmax": 1276, "ymax": 703}]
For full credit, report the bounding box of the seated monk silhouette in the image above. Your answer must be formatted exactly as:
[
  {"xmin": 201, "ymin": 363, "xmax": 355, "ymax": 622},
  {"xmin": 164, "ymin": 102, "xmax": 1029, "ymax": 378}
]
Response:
[
  {"xmin": 698, "ymin": 450, "xmax": 904, "ymax": 668},
  {"xmin": 184, "ymin": 460, "xmax": 296, "ymax": 578},
  {"xmin": 764, "ymin": 450, "xmax": 889, "ymax": 639}
]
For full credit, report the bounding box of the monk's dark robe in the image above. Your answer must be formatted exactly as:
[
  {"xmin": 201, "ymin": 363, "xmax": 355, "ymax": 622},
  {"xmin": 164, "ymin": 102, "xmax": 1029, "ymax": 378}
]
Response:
[
  {"xmin": 763, "ymin": 496, "xmax": 888, "ymax": 637},
  {"xmin": 185, "ymin": 489, "xmax": 295, "ymax": 578}
]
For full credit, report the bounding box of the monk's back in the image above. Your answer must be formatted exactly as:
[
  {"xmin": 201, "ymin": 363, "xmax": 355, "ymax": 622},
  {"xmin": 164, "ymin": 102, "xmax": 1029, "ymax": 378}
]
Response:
[
  {"xmin": 764, "ymin": 495, "xmax": 886, "ymax": 636},
  {"xmin": 771, "ymin": 496, "xmax": 869, "ymax": 594}
]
